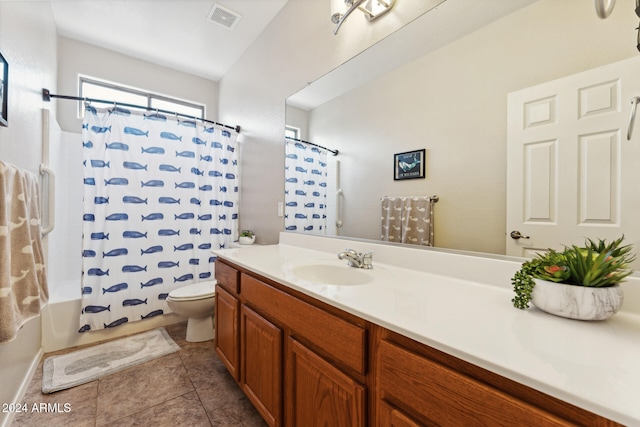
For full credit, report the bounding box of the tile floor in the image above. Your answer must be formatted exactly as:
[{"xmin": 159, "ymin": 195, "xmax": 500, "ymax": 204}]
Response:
[{"xmin": 12, "ymin": 322, "xmax": 267, "ymax": 426}]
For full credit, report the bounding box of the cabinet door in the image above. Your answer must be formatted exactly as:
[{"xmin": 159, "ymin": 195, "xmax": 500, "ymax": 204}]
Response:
[
  {"xmin": 379, "ymin": 401, "xmax": 422, "ymax": 427},
  {"xmin": 215, "ymin": 285, "xmax": 240, "ymax": 381},
  {"xmin": 288, "ymin": 338, "xmax": 365, "ymax": 427},
  {"xmin": 377, "ymin": 339, "xmax": 569, "ymax": 426},
  {"xmin": 241, "ymin": 305, "xmax": 283, "ymax": 427}
]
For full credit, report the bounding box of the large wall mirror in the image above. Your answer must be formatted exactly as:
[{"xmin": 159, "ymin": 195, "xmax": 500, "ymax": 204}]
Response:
[{"xmin": 286, "ymin": 0, "xmax": 639, "ymax": 262}]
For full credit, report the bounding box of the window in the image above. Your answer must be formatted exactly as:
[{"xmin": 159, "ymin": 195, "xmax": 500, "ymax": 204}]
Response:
[
  {"xmin": 79, "ymin": 76, "xmax": 205, "ymax": 119},
  {"xmin": 285, "ymin": 125, "xmax": 300, "ymax": 140}
]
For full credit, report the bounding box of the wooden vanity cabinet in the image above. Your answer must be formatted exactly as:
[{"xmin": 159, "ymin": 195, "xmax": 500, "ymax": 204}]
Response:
[
  {"xmin": 215, "ymin": 259, "xmax": 621, "ymax": 427},
  {"xmin": 215, "ymin": 259, "xmax": 367, "ymax": 427},
  {"xmin": 214, "ymin": 261, "xmax": 240, "ymax": 381},
  {"xmin": 373, "ymin": 328, "xmax": 622, "ymax": 427},
  {"xmin": 241, "ymin": 272, "xmax": 367, "ymax": 427},
  {"xmin": 288, "ymin": 337, "xmax": 366, "ymax": 426},
  {"xmin": 215, "ymin": 262, "xmax": 282, "ymax": 425},
  {"xmin": 241, "ymin": 304, "xmax": 283, "ymax": 426}
]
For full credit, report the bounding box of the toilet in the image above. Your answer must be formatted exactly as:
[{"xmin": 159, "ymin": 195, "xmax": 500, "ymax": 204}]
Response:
[{"xmin": 166, "ymin": 281, "xmax": 216, "ymax": 342}]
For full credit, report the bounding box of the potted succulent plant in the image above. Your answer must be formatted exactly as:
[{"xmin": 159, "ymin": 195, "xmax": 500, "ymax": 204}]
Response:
[
  {"xmin": 238, "ymin": 229, "xmax": 256, "ymax": 245},
  {"xmin": 511, "ymin": 236, "xmax": 635, "ymax": 320}
]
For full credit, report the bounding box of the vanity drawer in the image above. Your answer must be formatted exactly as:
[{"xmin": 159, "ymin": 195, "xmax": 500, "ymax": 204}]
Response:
[
  {"xmin": 377, "ymin": 339, "xmax": 569, "ymax": 426},
  {"xmin": 215, "ymin": 260, "xmax": 239, "ymax": 294},
  {"xmin": 241, "ymin": 273, "xmax": 367, "ymax": 376}
]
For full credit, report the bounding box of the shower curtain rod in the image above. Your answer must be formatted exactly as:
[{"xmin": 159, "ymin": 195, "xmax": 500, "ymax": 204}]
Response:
[
  {"xmin": 285, "ymin": 136, "xmax": 338, "ymax": 156},
  {"xmin": 41, "ymin": 88, "xmax": 241, "ymax": 133}
]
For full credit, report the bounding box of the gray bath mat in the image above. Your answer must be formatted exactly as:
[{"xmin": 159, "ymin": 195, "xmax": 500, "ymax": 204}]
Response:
[{"xmin": 42, "ymin": 328, "xmax": 180, "ymax": 394}]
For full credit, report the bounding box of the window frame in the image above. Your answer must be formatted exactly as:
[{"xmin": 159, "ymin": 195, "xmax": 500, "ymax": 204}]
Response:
[
  {"xmin": 285, "ymin": 125, "xmax": 301, "ymax": 140},
  {"xmin": 78, "ymin": 75, "xmax": 205, "ymax": 119}
]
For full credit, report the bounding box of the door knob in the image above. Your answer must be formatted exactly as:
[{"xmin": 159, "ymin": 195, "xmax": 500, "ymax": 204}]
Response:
[{"xmin": 510, "ymin": 230, "xmax": 530, "ymax": 240}]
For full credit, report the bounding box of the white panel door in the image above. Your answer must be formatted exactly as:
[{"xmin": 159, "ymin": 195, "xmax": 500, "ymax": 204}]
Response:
[{"xmin": 506, "ymin": 56, "xmax": 640, "ymax": 261}]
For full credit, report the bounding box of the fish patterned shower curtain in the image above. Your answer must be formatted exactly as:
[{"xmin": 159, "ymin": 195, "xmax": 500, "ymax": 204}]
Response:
[
  {"xmin": 79, "ymin": 106, "xmax": 238, "ymax": 332},
  {"xmin": 284, "ymin": 141, "xmax": 327, "ymax": 233}
]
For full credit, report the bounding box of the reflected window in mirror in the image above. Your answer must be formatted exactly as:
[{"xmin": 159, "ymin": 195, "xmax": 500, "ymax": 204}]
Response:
[{"xmin": 285, "ymin": 125, "xmax": 300, "ymax": 140}]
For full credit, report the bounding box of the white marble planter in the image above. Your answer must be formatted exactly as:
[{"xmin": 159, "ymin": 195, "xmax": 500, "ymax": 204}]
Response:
[
  {"xmin": 531, "ymin": 279, "xmax": 623, "ymax": 321},
  {"xmin": 238, "ymin": 235, "xmax": 255, "ymax": 245}
]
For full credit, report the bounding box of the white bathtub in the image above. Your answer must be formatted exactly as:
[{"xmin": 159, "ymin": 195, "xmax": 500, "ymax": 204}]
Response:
[{"xmin": 42, "ymin": 279, "xmax": 185, "ymax": 352}]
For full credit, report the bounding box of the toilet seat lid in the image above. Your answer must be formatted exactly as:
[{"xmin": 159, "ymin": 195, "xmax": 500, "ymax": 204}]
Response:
[{"xmin": 168, "ymin": 281, "xmax": 216, "ymax": 301}]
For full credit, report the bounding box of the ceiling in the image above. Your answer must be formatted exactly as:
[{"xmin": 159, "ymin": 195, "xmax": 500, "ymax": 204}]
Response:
[
  {"xmin": 48, "ymin": 0, "xmax": 537, "ymax": 95},
  {"xmin": 49, "ymin": 0, "xmax": 289, "ymax": 81}
]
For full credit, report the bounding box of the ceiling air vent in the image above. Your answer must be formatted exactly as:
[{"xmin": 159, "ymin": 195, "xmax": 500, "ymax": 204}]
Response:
[{"xmin": 208, "ymin": 3, "xmax": 241, "ymax": 31}]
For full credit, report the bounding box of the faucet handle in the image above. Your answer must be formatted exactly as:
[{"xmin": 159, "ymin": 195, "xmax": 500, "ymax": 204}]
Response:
[{"xmin": 361, "ymin": 252, "xmax": 373, "ymax": 269}]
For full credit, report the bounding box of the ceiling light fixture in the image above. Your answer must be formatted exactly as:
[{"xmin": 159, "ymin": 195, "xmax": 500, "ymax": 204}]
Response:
[
  {"xmin": 594, "ymin": 0, "xmax": 615, "ymax": 18},
  {"xmin": 331, "ymin": 0, "xmax": 396, "ymax": 35}
]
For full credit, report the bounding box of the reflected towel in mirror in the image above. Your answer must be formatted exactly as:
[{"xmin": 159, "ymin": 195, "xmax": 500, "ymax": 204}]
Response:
[{"xmin": 381, "ymin": 196, "xmax": 434, "ymax": 246}]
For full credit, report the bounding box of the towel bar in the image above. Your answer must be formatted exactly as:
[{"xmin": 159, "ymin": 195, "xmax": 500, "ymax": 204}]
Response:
[{"xmin": 381, "ymin": 195, "xmax": 439, "ymax": 203}]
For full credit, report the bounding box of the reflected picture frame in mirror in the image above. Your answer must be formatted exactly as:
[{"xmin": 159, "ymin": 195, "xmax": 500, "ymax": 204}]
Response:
[{"xmin": 394, "ymin": 149, "xmax": 425, "ymax": 180}]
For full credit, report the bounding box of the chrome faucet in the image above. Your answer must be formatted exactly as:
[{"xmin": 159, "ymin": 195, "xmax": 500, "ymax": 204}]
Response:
[{"xmin": 337, "ymin": 249, "xmax": 373, "ymax": 269}]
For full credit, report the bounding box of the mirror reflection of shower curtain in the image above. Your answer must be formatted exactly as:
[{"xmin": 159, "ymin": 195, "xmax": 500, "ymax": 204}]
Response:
[
  {"xmin": 80, "ymin": 106, "xmax": 239, "ymax": 332},
  {"xmin": 284, "ymin": 140, "xmax": 327, "ymax": 234}
]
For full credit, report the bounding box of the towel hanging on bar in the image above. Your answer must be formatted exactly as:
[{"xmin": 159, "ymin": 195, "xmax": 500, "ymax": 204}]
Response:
[
  {"xmin": 0, "ymin": 161, "xmax": 49, "ymax": 343},
  {"xmin": 380, "ymin": 196, "xmax": 437, "ymax": 246}
]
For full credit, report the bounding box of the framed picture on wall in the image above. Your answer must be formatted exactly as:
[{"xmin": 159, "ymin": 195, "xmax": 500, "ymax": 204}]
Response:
[
  {"xmin": 0, "ymin": 51, "xmax": 7, "ymax": 127},
  {"xmin": 394, "ymin": 149, "xmax": 426, "ymax": 180}
]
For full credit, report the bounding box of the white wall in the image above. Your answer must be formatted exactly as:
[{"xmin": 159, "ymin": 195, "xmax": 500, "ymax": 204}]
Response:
[
  {"xmin": 219, "ymin": 0, "xmax": 446, "ymax": 244},
  {"xmin": 223, "ymin": 0, "xmax": 638, "ymax": 253},
  {"xmin": 0, "ymin": 2, "xmax": 58, "ymax": 426},
  {"xmin": 0, "ymin": 2, "xmax": 57, "ymax": 171},
  {"xmin": 56, "ymin": 37, "xmax": 219, "ymax": 133}
]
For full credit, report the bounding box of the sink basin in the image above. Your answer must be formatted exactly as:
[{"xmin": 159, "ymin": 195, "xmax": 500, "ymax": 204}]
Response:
[{"xmin": 283, "ymin": 259, "xmax": 391, "ymax": 286}]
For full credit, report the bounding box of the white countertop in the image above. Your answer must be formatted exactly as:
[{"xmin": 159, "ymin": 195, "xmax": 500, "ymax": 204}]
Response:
[{"xmin": 215, "ymin": 233, "xmax": 640, "ymax": 426}]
